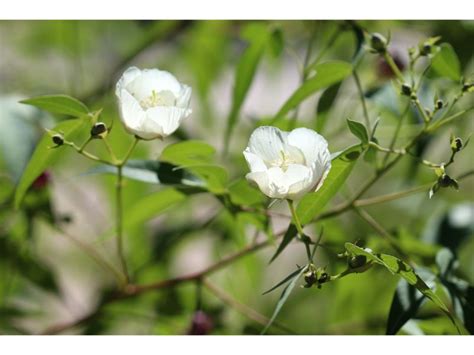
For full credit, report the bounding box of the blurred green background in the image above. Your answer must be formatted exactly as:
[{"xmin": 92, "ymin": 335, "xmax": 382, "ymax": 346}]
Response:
[{"xmin": 0, "ymin": 20, "xmax": 473, "ymax": 335}]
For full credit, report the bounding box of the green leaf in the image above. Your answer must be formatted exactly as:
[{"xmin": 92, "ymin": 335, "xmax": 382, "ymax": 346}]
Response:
[
  {"xmin": 124, "ymin": 188, "xmax": 186, "ymax": 228},
  {"xmin": 160, "ymin": 141, "xmax": 228, "ymax": 194},
  {"xmin": 85, "ymin": 160, "xmax": 206, "ymax": 191},
  {"xmin": 224, "ymin": 23, "xmax": 270, "ymax": 149},
  {"xmin": 269, "ymin": 224, "xmax": 298, "ymax": 263},
  {"xmin": 20, "ymin": 94, "xmax": 89, "ymax": 118},
  {"xmin": 431, "ymin": 43, "xmax": 461, "ymax": 81},
  {"xmin": 263, "ymin": 266, "xmax": 304, "ymax": 295},
  {"xmin": 228, "ymin": 179, "xmax": 265, "ymax": 206},
  {"xmin": 316, "ymin": 82, "xmax": 341, "ymax": 133},
  {"xmin": 160, "ymin": 140, "xmax": 216, "ymax": 166},
  {"xmin": 347, "ymin": 119, "xmax": 369, "ymax": 144},
  {"xmin": 345, "ymin": 243, "xmax": 464, "ymax": 334},
  {"xmin": 261, "ymin": 266, "xmax": 305, "ymax": 334},
  {"xmin": 268, "ymin": 28, "xmax": 284, "ymax": 57},
  {"xmin": 14, "ymin": 119, "xmax": 88, "ymax": 208},
  {"xmin": 386, "ymin": 267, "xmax": 436, "ymax": 335},
  {"xmin": 272, "ymin": 61, "xmax": 352, "ymax": 123},
  {"xmin": 296, "ymin": 145, "xmax": 362, "ymax": 225}
]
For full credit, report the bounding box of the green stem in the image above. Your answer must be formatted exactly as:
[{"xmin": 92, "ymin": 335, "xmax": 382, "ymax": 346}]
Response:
[
  {"xmin": 103, "ymin": 137, "xmax": 119, "ymax": 164},
  {"xmin": 65, "ymin": 141, "xmax": 113, "ymax": 165},
  {"xmin": 383, "ymin": 52, "xmax": 405, "ymax": 82},
  {"xmin": 118, "ymin": 136, "xmax": 140, "ymax": 166},
  {"xmin": 353, "ymin": 70, "xmax": 370, "ymax": 127},
  {"xmin": 287, "ymin": 199, "xmax": 311, "ymax": 262},
  {"xmin": 116, "ymin": 164, "xmax": 129, "ymax": 285}
]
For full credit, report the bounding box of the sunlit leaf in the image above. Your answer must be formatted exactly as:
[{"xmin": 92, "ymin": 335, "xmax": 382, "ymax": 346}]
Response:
[
  {"xmin": 124, "ymin": 188, "xmax": 186, "ymax": 228},
  {"xmin": 272, "ymin": 61, "xmax": 352, "ymax": 123},
  {"xmin": 431, "ymin": 43, "xmax": 461, "ymax": 81},
  {"xmin": 296, "ymin": 145, "xmax": 362, "ymax": 225},
  {"xmin": 262, "ymin": 266, "xmax": 304, "ymax": 295},
  {"xmin": 20, "ymin": 95, "xmax": 89, "ymax": 118}
]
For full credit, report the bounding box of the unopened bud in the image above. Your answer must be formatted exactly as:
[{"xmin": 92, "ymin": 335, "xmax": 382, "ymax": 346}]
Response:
[
  {"xmin": 451, "ymin": 137, "xmax": 463, "ymax": 152},
  {"xmin": 348, "ymin": 255, "xmax": 367, "ymax": 269},
  {"xmin": 401, "ymin": 83, "xmax": 412, "ymax": 97},
  {"xmin": 420, "ymin": 43, "xmax": 432, "ymax": 56},
  {"xmin": 435, "ymin": 99, "xmax": 444, "ymax": 110},
  {"xmin": 370, "ymin": 33, "xmax": 387, "ymax": 53},
  {"xmin": 52, "ymin": 134, "xmax": 64, "ymax": 146},
  {"xmin": 462, "ymin": 83, "xmax": 474, "ymax": 93},
  {"xmin": 90, "ymin": 122, "xmax": 107, "ymax": 138}
]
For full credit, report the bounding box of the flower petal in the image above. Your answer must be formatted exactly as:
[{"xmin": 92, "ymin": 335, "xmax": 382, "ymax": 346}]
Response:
[
  {"xmin": 243, "ymin": 148, "xmax": 267, "ymax": 173},
  {"xmin": 287, "ymin": 127, "xmax": 329, "ymax": 167},
  {"xmin": 125, "ymin": 69, "xmax": 182, "ymax": 102},
  {"xmin": 177, "ymin": 84, "xmax": 192, "ymax": 109},
  {"xmin": 118, "ymin": 89, "xmax": 147, "ymax": 135},
  {"xmin": 145, "ymin": 106, "xmax": 191, "ymax": 137},
  {"xmin": 116, "ymin": 67, "xmax": 142, "ymax": 97},
  {"xmin": 247, "ymin": 126, "xmax": 289, "ymax": 165}
]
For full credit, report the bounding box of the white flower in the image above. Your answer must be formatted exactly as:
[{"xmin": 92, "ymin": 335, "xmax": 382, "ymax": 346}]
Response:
[
  {"xmin": 243, "ymin": 126, "xmax": 331, "ymax": 200},
  {"xmin": 115, "ymin": 66, "xmax": 192, "ymax": 140}
]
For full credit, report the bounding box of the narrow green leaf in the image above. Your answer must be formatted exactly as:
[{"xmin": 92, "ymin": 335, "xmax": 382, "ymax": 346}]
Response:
[
  {"xmin": 345, "ymin": 243, "xmax": 464, "ymax": 334},
  {"xmin": 14, "ymin": 119, "xmax": 88, "ymax": 208},
  {"xmin": 20, "ymin": 94, "xmax": 89, "ymax": 117},
  {"xmin": 261, "ymin": 266, "xmax": 305, "ymax": 334},
  {"xmin": 272, "ymin": 61, "xmax": 352, "ymax": 123},
  {"xmin": 124, "ymin": 188, "xmax": 186, "ymax": 228},
  {"xmin": 269, "ymin": 224, "xmax": 298, "ymax": 263},
  {"xmin": 316, "ymin": 82, "xmax": 341, "ymax": 132},
  {"xmin": 263, "ymin": 266, "xmax": 304, "ymax": 295},
  {"xmin": 347, "ymin": 119, "xmax": 369, "ymax": 144},
  {"xmin": 296, "ymin": 145, "xmax": 362, "ymax": 225},
  {"xmin": 431, "ymin": 43, "xmax": 461, "ymax": 81},
  {"xmin": 224, "ymin": 23, "xmax": 270, "ymax": 148}
]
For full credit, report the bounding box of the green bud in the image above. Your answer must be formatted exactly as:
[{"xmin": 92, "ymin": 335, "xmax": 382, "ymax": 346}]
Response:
[
  {"xmin": 370, "ymin": 33, "xmax": 387, "ymax": 53},
  {"xmin": 462, "ymin": 83, "xmax": 474, "ymax": 93},
  {"xmin": 401, "ymin": 83, "xmax": 412, "ymax": 97},
  {"xmin": 52, "ymin": 134, "xmax": 64, "ymax": 146},
  {"xmin": 451, "ymin": 137, "xmax": 463, "ymax": 152},
  {"xmin": 90, "ymin": 122, "xmax": 108, "ymax": 138},
  {"xmin": 348, "ymin": 255, "xmax": 367, "ymax": 269}
]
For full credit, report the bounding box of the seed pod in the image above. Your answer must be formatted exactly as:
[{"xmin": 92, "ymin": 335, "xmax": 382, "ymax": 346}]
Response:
[
  {"xmin": 52, "ymin": 134, "xmax": 64, "ymax": 146},
  {"xmin": 348, "ymin": 255, "xmax": 367, "ymax": 269},
  {"xmin": 401, "ymin": 83, "xmax": 412, "ymax": 97},
  {"xmin": 90, "ymin": 122, "xmax": 107, "ymax": 138},
  {"xmin": 370, "ymin": 33, "xmax": 387, "ymax": 53}
]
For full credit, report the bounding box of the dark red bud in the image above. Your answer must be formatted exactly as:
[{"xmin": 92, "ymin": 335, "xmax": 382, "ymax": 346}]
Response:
[
  {"xmin": 188, "ymin": 311, "xmax": 213, "ymax": 335},
  {"xmin": 32, "ymin": 171, "xmax": 51, "ymax": 190}
]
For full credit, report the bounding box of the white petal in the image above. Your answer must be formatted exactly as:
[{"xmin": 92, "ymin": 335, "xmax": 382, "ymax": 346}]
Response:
[
  {"xmin": 243, "ymin": 148, "xmax": 267, "ymax": 173},
  {"xmin": 287, "ymin": 127, "xmax": 329, "ymax": 167},
  {"xmin": 285, "ymin": 164, "xmax": 315, "ymax": 199},
  {"xmin": 177, "ymin": 84, "xmax": 192, "ymax": 109},
  {"xmin": 246, "ymin": 171, "xmax": 272, "ymax": 197},
  {"xmin": 118, "ymin": 89, "xmax": 146, "ymax": 133},
  {"xmin": 125, "ymin": 69, "xmax": 182, "ymax": 102},
  {"xmin": 145, "ymin": 106, "xmax": 191, "ymax": 137},
  {"xmin": 116, "ymin": 67, "xmax": 142, "ymax": 97},
  {"xmin": 247, "ymin": 126, "xmax": 289, "ymax": 164},
  {"xmin": 312, "ymin": 156, "xmax": 331, "ymax": 192}
]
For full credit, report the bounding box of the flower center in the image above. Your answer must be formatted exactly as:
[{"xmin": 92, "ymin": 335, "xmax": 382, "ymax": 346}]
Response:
[
  {"xmin": 139, "ymin": 90, "xmax": 176, "ymax": 109},
  {"xmin": 271, "ymin": 149, "xmax": 305, "ymax": 172}
]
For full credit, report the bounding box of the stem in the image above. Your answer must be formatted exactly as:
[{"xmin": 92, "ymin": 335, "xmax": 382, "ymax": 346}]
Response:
[
  {"xmin": 353, "ymin": 70, "xmax": 370, "ymax": 127},
  {"xmin": 116, "ymin": 165, "xmax": 129, "ymax": 285},
  {"xmin": 102, "ymin": 137, "xmax": 119, "ymax": 164},
  {"xmin": 65, "ymin": 141, "xmax": 113, "ymax": 165},
  {"xmin": 119, "ymin": 136, "xmax": 140, "ymax": 166},
  {"xmin": 287, "ymin": 199, "xmax": 312, "ymax": 262},
  {"xmin": 383, "ymin": 51, "xmax": 404, "ymax": 82}
]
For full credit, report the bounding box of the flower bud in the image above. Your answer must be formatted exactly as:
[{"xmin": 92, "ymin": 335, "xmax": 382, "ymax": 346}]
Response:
[
  {"xmin": 462, "ymin": 83, "xmax": 474, "ymax": 93},
  {"xmin": 52, "ymin": 134, "xmax": 64, "ymax": 146},
  {"xmin": 420, "ymin": 43, "xmax": 432, "ymax": 56},
  {"xmin": 401, "ymin": 83, "xmax": 412, "ymax": 97},
  {"xmin": 370, "ymin": 33, "xmax": 387, "ymax": 53},
  {"xmin": 187, "ymin": 311, "xmax": 213, "ymax": 335},
  {"xmin": 348, "ymin": 255, "xmax": 367, "ymax": 269},
  {"xmin": 451, "ymin": 137, "xmax": 463, "ymax": 152},
  {"xmin": 90, "ymin": 122, "xmax": 108, "ymax": 138},
  {"xmin": 438, "ymin": 174, "xmax": 459, "ymax": 190},
  {"xmin": 32, "ymin": 171, "xmax": 51, "ymax": 190},
  {"xmin": 435, "ymin": 99, "xmax": 444, "ymax": 110},
  {"xmin": 304, "ymin": 270, "xmax": 317, "ymax": 287}
]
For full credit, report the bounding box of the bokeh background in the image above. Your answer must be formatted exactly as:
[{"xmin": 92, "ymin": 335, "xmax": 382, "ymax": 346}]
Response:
[{"xmin": 0, "ymin": 20, "xmax": 473, "ymax": 335}]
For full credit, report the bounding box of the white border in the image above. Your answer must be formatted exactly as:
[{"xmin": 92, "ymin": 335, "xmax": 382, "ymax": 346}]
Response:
[
  {"xmin": 1, "ymin": 335, "xmax": 472, "ymax": 354},
  {"xmin": 1, "ymin": 0, "xmax": 473, "ymax": 19}
]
